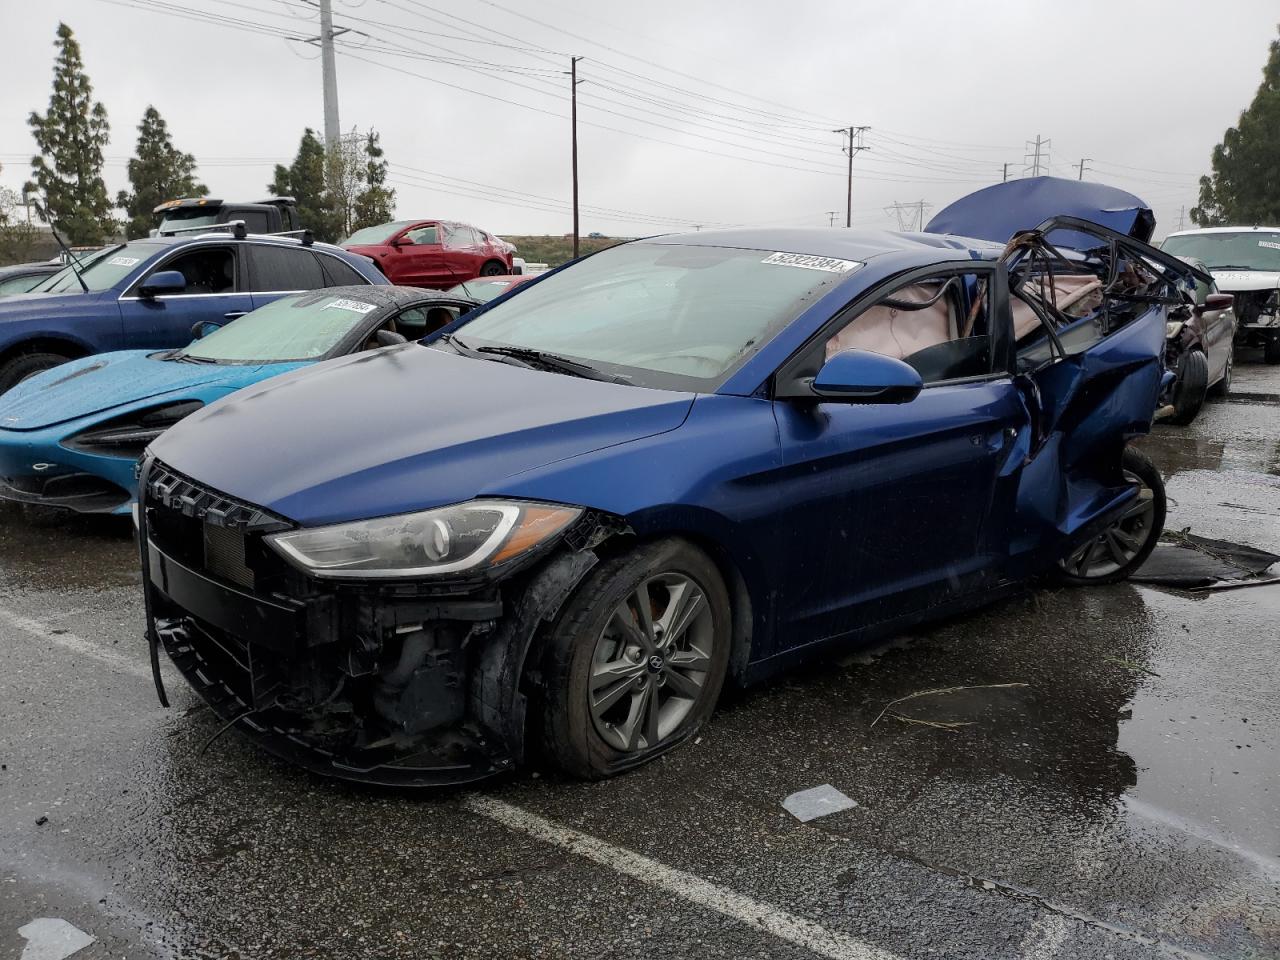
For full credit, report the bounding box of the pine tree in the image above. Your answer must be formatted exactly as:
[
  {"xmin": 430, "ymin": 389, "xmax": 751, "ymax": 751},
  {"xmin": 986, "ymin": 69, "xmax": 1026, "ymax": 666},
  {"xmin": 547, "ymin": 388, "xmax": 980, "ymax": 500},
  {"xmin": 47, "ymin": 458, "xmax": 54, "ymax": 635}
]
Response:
[
  {"xmin": 352, "ymin": 129, "xmax": 396, "ymax": 231},
  {"xmin": 116, "ymin": 107, "xmax": 207, "ymax": 239},
  {"xmin": 1192, "ymin": 27, "xmax": 1280, "ymax": 226},
  {"xmin": 269, "ymin": 129, "xmax": 343, "ymax": 243},
  {"xmin": 26, "ymin": 23, "xmax": 115, "ymax": 245}
]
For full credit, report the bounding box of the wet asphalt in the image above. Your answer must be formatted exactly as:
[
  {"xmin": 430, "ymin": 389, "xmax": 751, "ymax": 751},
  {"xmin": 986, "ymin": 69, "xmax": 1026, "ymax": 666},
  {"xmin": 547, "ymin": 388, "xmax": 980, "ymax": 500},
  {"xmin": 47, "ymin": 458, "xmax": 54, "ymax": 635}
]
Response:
[{"xmin": 1, "ymin": 356, "xmax": 1278, "ymax": 960}]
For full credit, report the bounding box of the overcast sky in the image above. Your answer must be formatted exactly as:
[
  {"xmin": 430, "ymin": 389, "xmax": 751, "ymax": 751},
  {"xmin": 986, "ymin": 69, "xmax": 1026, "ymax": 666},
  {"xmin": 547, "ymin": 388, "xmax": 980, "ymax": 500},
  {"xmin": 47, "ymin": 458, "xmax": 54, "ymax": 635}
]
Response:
[{"xmin": 3, "ymin": 0, "xmax": 1277, "ymax": 240}]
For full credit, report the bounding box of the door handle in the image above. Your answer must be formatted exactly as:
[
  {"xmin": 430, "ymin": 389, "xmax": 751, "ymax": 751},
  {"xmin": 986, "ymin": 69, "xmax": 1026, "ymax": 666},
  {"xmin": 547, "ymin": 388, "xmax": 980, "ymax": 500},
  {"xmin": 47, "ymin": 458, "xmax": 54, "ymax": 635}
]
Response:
[{"xmin": 223, "ymin": 311, "xmax": 247, "ymax": 320}]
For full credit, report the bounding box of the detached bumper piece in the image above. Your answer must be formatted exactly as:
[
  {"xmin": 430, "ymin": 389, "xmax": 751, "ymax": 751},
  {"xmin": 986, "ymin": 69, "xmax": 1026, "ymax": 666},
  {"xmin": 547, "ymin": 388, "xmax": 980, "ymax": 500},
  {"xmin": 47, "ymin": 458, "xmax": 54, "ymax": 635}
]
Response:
[
  {"xmin": 140, "ymin": 458, "xmax": 518, "ymax": 786},
  {"xmin": 0, "ymin": 469, "xmax": 129, "ymax": 513}
]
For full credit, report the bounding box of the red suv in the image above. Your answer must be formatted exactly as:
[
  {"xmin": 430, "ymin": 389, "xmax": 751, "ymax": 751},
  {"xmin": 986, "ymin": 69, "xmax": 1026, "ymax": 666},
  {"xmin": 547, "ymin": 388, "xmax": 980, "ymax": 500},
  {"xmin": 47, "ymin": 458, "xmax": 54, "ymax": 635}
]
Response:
[{"xmin": 342, "ymin": 220, "xmax": 514, "ymax": 288}]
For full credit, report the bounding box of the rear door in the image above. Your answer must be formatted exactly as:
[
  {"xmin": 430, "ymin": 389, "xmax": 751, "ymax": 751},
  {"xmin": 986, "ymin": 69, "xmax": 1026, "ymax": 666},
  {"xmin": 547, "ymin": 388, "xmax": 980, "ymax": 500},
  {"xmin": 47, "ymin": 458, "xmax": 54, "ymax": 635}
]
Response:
[
  {"xmin": 119, "ymin": 244, "xmax": 250, "ymax": 347},
  {"xmin": 244, "ymin": 244, "xmax": 325, "ymax": 309},
  {"xmin": 997, "ymin": 217, "xmax": 1202, "ymax": 570}
]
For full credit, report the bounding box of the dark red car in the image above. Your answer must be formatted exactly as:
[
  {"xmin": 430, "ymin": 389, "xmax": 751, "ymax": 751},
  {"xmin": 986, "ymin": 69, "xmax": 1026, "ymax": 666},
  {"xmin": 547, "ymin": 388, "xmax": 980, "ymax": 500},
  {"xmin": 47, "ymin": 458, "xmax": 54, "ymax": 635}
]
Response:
[{"xmin": 342, "ymin": 220, "xmax": 513, "ymax": 288}]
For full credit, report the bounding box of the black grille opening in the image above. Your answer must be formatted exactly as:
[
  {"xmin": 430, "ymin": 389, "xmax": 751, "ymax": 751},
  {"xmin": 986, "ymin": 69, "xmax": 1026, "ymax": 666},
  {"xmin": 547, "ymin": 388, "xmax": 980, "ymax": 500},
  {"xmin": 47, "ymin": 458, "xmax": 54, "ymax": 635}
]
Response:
[{"xmin": 203, "ymin": 524, "xmax": 254, "ymax": 590}]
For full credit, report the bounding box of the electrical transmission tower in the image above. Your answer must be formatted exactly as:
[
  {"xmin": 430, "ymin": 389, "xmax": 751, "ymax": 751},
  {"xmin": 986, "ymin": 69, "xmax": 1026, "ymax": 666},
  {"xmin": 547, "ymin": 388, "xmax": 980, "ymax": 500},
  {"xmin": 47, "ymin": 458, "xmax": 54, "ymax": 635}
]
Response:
[
  {"xmin": 885, "ymin": 200, "xmax": 932, "ymax": 232},
  {"xmin": 1023, "ymin": 135, "xmax": 1051, "ymax": 178}
]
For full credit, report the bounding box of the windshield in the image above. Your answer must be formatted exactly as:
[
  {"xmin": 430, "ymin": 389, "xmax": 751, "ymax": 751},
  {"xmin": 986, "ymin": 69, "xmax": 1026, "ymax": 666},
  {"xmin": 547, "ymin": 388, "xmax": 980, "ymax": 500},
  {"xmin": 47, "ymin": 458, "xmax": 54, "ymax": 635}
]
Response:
[
  {"xmin": 451, "ymin": 242, "xmax": 859, "ymax": 388},
  {"xmin": 1161, "ymin": 232, "xmax": 1280, "ymax": 272},
  {"xmin": 178, "ymin": 292, "xmax": 381, "ymax": 363},
  {"xmin": 30, "ymin": 246, "xmax": 121, "ymax": 293},
  {"xmin": 343, "ymin": 221, "xmax": 414, "ymax": 246},
  {"xmin": 447, "ymin": 278, "xmax": 522, "ymax": 303},
  {"xmin": 157, "ymin": 209, "xmax": 221, "ymax": 234}
]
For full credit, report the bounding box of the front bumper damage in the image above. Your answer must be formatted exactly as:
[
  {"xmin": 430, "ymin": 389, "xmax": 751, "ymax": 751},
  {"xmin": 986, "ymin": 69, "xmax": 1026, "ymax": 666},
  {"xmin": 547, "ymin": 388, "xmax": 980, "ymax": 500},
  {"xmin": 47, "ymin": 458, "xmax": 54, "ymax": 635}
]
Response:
[{"xmin": 139, "ymin": 456, "xmax": 615, "ymax": 786}]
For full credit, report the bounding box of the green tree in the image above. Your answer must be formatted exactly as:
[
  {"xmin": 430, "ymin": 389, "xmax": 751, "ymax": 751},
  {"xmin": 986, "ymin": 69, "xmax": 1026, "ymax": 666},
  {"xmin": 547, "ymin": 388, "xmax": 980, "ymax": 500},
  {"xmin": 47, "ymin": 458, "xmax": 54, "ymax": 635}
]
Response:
[
  {"xmin": 1192, "ymin": 27, "xmax": 1280, "ymax": 226},
  {"xmin": 352, "ymin": 129, "xmax": 396, "ymax": 231},
  {"xmin": 269, "ymin": 129, "xmax": 343, "ymax": 242},
  {"xmin": 26, "ymin": 22, "xmax": 114, "ymax": 244},
  {"xmin": 116, "ymin": 106, "xmax": 207, "ymax": 239},
  {"xmin": 0, "ymin": 167, "xmax": 38, "ymax": 266}
]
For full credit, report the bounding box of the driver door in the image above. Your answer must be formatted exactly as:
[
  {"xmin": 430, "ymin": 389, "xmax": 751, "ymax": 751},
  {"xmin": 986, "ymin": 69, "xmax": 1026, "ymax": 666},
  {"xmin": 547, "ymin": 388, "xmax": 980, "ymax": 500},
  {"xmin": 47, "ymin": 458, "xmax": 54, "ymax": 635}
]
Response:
[
  {"xmin": 120, "ymin": 245, "xmax": 250, "ymax": 348},
  {"xmin": 771, "ymin": 262, "xmax": 1027, "ymax": 647},
  {"xmin": 392, "ymin": 224, "xmax": 449, "ymax": 287}
]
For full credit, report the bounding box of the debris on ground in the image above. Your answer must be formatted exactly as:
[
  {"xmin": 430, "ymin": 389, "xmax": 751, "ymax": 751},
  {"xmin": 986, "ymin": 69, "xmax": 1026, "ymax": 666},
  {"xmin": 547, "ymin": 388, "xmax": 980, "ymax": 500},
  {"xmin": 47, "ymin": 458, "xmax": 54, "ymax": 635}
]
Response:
[
  {"xmin": 871, "ymin": 683, "xmax": 1031, "ymax": 731},
  {"xmin": 1132, "ymin": 532, "xmax": 1280, "ymax": 588},
  {"xmin": 782, "ymin": 784, "xmax": 857, "ymax": 822},
  {"xmin": 17, "ymin": 918, "xmax": 96, "ymax": 960}
]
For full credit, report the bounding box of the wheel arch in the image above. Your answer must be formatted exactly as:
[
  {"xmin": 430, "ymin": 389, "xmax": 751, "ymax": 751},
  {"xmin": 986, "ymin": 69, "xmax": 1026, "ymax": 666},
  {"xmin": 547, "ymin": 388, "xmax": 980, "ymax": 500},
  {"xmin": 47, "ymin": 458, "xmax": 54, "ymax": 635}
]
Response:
[{"xmin": 0, "ymin": 335, "xmax": 93, "ymax": 368}]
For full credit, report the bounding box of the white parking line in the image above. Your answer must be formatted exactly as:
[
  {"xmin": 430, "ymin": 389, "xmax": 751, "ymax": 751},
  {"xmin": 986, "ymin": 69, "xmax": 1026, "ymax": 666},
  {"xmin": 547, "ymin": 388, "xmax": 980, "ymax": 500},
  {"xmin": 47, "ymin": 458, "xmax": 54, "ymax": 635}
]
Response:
[
  {"xmin": 0, "ymin": 605, "xmax": 151, "ymax": 681},
  {"xmin": 464, "ymin": 795, "xmax": 904, "ymax": 960}
]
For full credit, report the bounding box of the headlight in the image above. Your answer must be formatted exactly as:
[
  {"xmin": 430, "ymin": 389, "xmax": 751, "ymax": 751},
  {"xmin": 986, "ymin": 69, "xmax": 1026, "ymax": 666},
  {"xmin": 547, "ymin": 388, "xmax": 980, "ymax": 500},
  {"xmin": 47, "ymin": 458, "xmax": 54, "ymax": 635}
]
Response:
[
  {"xmin": 265, "ymin": 499, "xmax": 581, "ymax": 578},
  {"xmin": 1165, "ymin": 320, "xmax": 1184, "ymax": 338}
]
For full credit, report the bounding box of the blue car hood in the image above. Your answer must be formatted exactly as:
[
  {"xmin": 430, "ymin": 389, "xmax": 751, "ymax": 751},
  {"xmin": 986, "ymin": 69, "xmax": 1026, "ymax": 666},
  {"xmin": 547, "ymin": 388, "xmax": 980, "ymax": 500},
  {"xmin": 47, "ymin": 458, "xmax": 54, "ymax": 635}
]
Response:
[
  {"xmin": 150, "ymin": 344, "xmax": 696, "ymax": 525},
  {"xmin": 925, "ymin": 176, "xmax": 1155, "ymax": 246},
  {"xmin": 0, "ymin": 351, "xmax": 276, "ymax": 431},
  {"xmin": 0, "ymin": 290, "xmax": 105, "ymax": 318}
]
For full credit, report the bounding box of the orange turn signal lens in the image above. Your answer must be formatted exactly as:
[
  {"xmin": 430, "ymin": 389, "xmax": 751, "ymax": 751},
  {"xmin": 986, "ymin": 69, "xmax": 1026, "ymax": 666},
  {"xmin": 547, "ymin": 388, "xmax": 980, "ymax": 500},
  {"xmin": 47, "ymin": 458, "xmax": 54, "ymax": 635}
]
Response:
[{"xmin": 490, "ymin": 506, "xmax": 580, "ymax": 565}]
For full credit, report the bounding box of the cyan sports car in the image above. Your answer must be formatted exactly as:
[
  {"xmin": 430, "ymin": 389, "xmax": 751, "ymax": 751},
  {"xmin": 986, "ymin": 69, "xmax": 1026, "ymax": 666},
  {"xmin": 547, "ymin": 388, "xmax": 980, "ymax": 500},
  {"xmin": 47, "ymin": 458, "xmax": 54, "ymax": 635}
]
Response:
[
  {"xmin": 138, "ymin": 179, "xmax": 1204, "ymax": 786},
  {"xmin": 0, "ymin": 286, "xmax": 476, "ymax": 516}
]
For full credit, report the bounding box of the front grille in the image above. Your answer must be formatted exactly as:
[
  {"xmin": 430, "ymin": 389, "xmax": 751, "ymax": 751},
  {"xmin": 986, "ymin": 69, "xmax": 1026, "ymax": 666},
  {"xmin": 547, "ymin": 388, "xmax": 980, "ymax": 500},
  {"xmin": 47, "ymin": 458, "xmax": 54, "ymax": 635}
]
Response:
[
  {"xmin": 203, "ymin": 524, "xmax": 254, "ymax": 590},
  {"xmin": 145, "ymin": 458, "xmax": 291, "ymax": 588}
]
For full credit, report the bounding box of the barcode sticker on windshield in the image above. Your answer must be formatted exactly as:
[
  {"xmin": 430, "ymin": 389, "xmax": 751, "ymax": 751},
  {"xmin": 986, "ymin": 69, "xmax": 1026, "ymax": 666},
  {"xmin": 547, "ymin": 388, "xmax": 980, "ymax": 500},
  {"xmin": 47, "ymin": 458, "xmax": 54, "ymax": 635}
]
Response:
[
  {"xmin": 108, "ymin": 256, "xmax": 140, "ymax": 267},
  {"xmin": 325, "ymin": 298, "xmax": 376, "ymax": 313},
  {"xmin": 762, "ymin": 252, "xmax": 861, "ymax": 273},
  {"xmin": 1259, "ymin": 240, "xmax": 1280, "ymax": 250}
]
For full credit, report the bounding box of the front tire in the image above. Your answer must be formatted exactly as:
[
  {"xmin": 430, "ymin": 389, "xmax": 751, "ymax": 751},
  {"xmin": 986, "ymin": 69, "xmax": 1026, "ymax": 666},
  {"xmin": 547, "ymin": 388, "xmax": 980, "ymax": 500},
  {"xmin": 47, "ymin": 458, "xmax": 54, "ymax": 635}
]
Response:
[
  {"xmin": 1168, "ymin": 349, "xmax": 1208, "ymax": 425},
  {"xmin": 1265, "ymin": 336, "xmax": 1280, "ymax": 365},
  {"xmin": 479, "ymin": 260, "xmax": 507, "ymax": 277},
  {"xmin": 1055, "ymin": 447, "xmax": 1165, "ymax": 586},
  {"xmin": 0, "ymin": 352, "xmax": 68, "ymax": 395},
  {"xmin": 539, "ymin": 539, "xmax": 731, "ymax": 779}
]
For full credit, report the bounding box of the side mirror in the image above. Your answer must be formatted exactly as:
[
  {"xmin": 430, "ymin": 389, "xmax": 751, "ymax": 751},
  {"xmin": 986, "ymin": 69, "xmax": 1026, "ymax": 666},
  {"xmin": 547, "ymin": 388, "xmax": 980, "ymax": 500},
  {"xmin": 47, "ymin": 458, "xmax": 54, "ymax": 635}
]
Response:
[
  {"xmin": 190, "ymin": 320, "xmax": 221, "ymax": 340},
  {"xmin": 138, "ymin": 270, "xmax": 186, "ymax": 298},
  {"xmin": 375, "ymin": 329, "xmax": 408, "ymax": 347},
  {"xmin": 781, "ymin": 349, "xmax": 923, "ymax": 404},
  {"xmin": 1202, "ymin": 292, "xmax": 1233, "ymax": 311},
  {"xmin": 390, "ymin": 236, "xmax": 408, "ymax": 248}
]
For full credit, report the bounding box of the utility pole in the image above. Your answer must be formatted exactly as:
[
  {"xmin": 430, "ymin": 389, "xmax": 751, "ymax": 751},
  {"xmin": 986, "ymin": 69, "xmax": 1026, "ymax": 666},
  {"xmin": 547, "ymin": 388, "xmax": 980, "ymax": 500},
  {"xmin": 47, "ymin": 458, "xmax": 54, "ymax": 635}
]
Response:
[
  {"xmin": 570, "ymin": 56, "xmax": 583, "ymax": 259},
  {"xmin": 1074, "ymin": 158, "xmax": 1092, "ymax": 181},
  {"xmin": 1024, "ymin": 135, "xmax": 1050, "ymax": 177},
  {"xmin": 1002, "ymin": 162, "xmax": 1009, "ymax": 183},
  {"xmin": 826, "ymin": 210, "xmax": 838, "ymax": 227},
  {"xmin": 318, "ymin": 0, "xmax": 341, "ymax": 147},
  {"xmin": 834, "ymin": 126, "xmax": 869, "ymax": 227}
]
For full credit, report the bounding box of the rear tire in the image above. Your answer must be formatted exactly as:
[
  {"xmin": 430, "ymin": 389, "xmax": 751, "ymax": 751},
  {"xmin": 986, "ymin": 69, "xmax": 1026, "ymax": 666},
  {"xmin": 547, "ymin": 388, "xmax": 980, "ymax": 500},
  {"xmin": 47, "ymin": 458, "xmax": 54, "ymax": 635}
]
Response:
[
  {"xmin": 1265, "ymin": 336, "xmax": 1280, "ymax": 365},
  {"xmin": 539, "ymin": 539, "xmax": 731, "ymax": 780},
  {"xmin": 1054, "ymin": 447, "xmax": 1165, "ymax": 586},
  {"xmin": 1168, "ymin": 349, "xmax": 1208, "ymax": 425},
  {"xmin": 0, "ymin": 352, "xmax": 68, "ymax": 395},
  {"xmin": 479, "ymin": 260, "xmax": 507, "ymax": 277}
]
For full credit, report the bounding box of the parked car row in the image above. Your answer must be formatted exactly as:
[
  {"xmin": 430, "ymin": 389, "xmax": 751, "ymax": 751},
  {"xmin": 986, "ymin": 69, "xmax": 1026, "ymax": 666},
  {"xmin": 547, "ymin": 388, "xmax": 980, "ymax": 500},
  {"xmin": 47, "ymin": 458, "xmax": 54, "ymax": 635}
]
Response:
[{"xmin": 0, "ymin": 178, "xmax": 1227, "ymax": 785}]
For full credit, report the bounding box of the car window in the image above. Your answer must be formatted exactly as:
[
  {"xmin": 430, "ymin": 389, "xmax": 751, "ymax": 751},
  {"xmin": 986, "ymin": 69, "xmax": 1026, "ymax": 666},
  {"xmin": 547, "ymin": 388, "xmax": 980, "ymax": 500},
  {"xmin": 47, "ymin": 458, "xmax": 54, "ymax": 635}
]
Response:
[
  {"xmin": 247, "ymin": 245, "xmax": 324, "ymax": 292},
  {"xmin": 396, "ymin": 303, "xmax": 458, "ymax": 339},
  {"xmin": 145, "ymin": 246, "xmax": 236, "ymax": 295},
  {"xmin": 240, "ymin": 210, "xmax": 272, "ymax": 234},
  {"xmin": 317, "ymin": 254, "xmax": 367, "ymax": 286},
  {"xmin": 456, "ymin": 242, "xmax": 857, "ymax": 388},
  {"xmin": 178, "ymin": 292, "xmax": 380, "ymax": 362},
  {"xmin": 404, "ymin": 225, "xmax": 439, "ymax": 245},
  {"xmin": 0, "ymin": 273, "xmax": 46, "ymax": 295},
  {"xmin": 443, "ymin": 225, "xmax": 478, "ymax": 249},
  {"xmin": 1161, "ymin": 232, "xmax": 1280, "ymax": 272},
  {"xmin": 42, "ymin": 242, "xmax": 162, "ymax": 293},
  {"xmin": 343, "ymin": 221, "xmax": 414, "ymax": 246},
  {"xmin": 825, "ymin": 271, "xmax": 994, "ymax": 384}
]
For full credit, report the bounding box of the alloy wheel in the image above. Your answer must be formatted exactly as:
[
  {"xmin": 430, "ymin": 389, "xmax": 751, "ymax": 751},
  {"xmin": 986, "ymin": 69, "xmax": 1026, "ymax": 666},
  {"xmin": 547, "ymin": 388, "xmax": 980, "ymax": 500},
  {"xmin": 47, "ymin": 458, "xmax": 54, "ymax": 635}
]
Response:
[
  {"xmin": 1058, "ymin": 469, "xmax": 1156, "ymax": 579},
  {"xmin": 588, "ymin": 573, "xmax": 715, "ymax": 753}
]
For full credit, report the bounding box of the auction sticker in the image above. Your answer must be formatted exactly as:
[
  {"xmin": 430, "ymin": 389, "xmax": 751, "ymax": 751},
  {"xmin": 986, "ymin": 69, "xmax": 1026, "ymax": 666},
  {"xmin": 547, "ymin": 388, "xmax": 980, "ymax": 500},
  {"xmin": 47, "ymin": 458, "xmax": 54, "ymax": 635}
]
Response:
[
  {"xmin": 761, "ymin": 252, "xmax": 861, "ymax": 273},
  {"xmin": 324, "ymin": 298, "xmax": 376, "ymax": 313},
  {"xmin": 1258, "ymin": 240, "xmax": 1280, "ymax": 250},
  {"xmin": 108, "ymin": 256, "xmax": 140, "ymax": 267}
]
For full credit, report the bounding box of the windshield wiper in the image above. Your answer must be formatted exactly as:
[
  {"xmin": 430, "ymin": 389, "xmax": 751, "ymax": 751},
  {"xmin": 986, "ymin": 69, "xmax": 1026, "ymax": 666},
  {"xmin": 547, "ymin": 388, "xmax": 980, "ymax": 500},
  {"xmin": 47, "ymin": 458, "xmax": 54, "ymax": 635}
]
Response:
[
  {"xmin": 437, "ymin": 333, "xmax": 533, "ymax": 369},
  {"xmin": 474, "ymin": 345, "xmax": 630, "ymax": 384},
  {"xmin": 175, "ymin": 354, "xmax": 218, "ymax": 364}
]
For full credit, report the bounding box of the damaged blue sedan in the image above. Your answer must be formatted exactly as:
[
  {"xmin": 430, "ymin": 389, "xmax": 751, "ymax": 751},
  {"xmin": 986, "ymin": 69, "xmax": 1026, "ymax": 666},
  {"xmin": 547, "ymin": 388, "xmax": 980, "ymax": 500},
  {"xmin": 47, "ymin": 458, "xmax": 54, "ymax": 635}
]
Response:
[{"xmin": 138, "ymin": 179, "xmax": 1202, "ymax": 785}]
